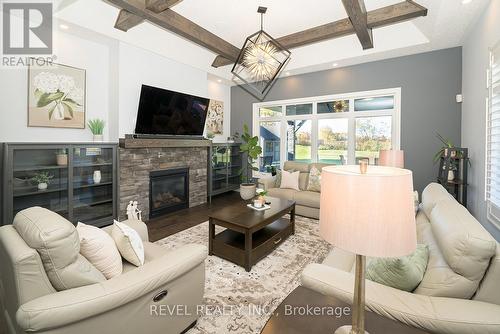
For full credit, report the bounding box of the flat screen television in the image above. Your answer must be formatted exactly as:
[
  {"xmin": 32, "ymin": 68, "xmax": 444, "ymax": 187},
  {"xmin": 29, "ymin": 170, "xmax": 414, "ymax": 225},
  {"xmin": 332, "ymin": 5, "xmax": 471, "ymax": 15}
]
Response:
[{"xmin": 135, "ymin": 85, "xmax": 209, "ymax": 136}]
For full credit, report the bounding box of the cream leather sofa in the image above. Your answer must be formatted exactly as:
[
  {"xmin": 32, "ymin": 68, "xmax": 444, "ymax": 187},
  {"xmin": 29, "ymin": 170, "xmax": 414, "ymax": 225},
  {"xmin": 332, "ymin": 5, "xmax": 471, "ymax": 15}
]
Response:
[
  {"xmin": 259, "ymin": 161, "xmax": 333, "ymax": 219},
  {"xmin": 0, "ymin": 207, "xmax": 207, "ymax": 334},
  {"xmin": 301, "ymin": 183, "xmax": 500, "ymax": 334}
]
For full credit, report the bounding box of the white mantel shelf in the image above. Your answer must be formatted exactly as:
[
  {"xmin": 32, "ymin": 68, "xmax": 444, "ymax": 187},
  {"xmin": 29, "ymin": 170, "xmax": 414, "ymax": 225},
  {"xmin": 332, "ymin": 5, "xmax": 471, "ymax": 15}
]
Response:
[{"xmin": 119, "ymin": 137, "xmax": 212, "ymax": 149}]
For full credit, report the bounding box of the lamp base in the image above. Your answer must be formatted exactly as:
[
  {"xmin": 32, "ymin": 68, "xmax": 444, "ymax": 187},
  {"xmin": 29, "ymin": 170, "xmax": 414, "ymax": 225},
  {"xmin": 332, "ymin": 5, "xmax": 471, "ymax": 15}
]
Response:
[{"xmin": 334, "ymin": 325, "xmax": 370, "ymax": 334}]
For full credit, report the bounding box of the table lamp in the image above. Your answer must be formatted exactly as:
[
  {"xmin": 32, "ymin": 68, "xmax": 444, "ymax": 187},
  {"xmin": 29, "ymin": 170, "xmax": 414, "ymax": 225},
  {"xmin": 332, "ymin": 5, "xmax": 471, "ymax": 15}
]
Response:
[
  {"xmin": 320, "ymin": 165, "xmax": 416, "ymax": 334},
  {"xmin": 378, "ymin": 149, "xmax": 404, "ymax": 168}
]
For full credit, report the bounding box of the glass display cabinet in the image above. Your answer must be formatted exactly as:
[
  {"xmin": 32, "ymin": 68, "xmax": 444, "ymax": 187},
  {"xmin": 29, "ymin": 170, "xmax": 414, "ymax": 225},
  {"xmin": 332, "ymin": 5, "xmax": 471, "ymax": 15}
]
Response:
[
  {"xmin": 209, "ymin": 143, "xmax": 243, "ymax": 202},
  {"xmin": 2, "ymin": 143, "xmax": 118, "ymax": 227}
]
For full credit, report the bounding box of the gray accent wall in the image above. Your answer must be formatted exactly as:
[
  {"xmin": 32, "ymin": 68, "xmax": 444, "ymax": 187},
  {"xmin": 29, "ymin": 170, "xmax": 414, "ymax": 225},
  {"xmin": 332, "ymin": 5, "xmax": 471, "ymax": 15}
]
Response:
[
  {"xmin": 462, "ymin": 1, "xmax": 500, "ymax": 240},
  {"xmin": 231, "ymin": 47, "xmax": 463, "ymax": 195}
]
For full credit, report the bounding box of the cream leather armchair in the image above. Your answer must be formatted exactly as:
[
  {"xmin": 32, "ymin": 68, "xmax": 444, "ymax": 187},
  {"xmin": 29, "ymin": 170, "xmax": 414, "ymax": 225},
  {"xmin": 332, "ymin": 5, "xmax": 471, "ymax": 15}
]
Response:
[
  {"xmin": 0, "ymin": 208, "xmax": 207, "ymax": 334},
  {"xmin": 302, "ymin": 183, "xmax": 500, "ymax": 334}
]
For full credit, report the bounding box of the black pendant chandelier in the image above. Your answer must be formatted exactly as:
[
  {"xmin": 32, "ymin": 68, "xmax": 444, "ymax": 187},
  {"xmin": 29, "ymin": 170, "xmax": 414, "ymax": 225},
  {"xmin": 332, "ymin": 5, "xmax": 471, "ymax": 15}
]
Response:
[{"xmin": 232, "ymin": 7, "xmax": 291, "ymax": 100}]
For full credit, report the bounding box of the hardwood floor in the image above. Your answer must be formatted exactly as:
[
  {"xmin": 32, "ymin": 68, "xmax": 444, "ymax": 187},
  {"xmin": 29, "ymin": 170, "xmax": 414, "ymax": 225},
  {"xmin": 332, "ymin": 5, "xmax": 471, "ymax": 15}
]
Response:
[{"xmin": 147, "ymin": 191, "xmax": 242, "ymax": 242}]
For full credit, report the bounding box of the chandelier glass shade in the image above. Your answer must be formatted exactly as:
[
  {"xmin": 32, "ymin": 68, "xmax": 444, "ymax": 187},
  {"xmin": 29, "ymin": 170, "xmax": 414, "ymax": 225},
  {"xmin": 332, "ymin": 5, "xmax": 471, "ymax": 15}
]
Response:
[{"xmin": 232, "ymin": 9, "xmax": 291, "ymax": 100}]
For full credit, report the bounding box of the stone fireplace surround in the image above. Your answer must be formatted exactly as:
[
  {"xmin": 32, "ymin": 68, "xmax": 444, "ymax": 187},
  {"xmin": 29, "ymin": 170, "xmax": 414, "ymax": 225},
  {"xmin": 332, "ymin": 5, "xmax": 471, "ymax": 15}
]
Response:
[{"xmin": 118, "ymin": 138, "xmax": 210, "ymax": 221}]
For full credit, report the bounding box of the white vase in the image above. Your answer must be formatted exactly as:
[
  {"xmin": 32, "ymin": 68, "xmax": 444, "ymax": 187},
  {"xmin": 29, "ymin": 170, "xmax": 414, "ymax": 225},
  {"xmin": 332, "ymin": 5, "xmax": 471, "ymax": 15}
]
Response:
[
  {"xmin": 38, "ymin": 183, "xmax": 48, "ymax": 190},
  {"xmin": 93, "ymin": 134, "xmax": 103, "ymax": 142},
  {"xmin": 447, "ymin": 170, "xmax": 455, "ymax": 181},
  {"xmin": 54, "ymin": 104, "xmax": 65, "ymax": 120},
  {"xmin": 93, "ymin": 171, "xmax": 102, "ymax": 184}
]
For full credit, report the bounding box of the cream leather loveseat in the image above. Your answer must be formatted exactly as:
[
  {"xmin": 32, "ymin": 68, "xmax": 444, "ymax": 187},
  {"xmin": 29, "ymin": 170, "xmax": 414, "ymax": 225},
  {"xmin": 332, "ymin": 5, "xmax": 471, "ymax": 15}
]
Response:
[
  {"xmin": 301, "ymin": 183, "xmax": 500, "ymax": 334},
  {"xmin": 259, "ymin": 161, "xmax": 333, "ymax": 219},
  {"xmin": 0, "ymin": 207, "xmax": 207, "ymax": 334}
]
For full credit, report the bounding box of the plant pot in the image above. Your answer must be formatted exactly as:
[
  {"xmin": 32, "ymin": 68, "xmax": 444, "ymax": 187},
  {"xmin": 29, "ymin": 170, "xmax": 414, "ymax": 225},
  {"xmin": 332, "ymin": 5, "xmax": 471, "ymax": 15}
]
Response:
[
  {"xmin": 38, "ymin": 183, "xmax": 48, "ymax": 191},
  {"xmin": 56, "ymin": 154, "xmax": 68, "ymax": 166},
  {"xmin": 93, "ymin": 134, "xmax": 103, "ymax": 142},
  {"xmin": 240, "ymin": 183, "xmax": 256, "ymax": 200}
]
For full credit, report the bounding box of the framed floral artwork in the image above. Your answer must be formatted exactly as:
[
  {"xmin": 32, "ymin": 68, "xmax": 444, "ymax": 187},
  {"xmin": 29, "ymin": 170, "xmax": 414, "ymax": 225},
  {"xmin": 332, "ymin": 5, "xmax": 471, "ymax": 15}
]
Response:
[
  {"xmin": 206, "ymin": 99, "xmax": 224, "ymax": 135},
  {"xmin": 28, "ymin": 61, "xmax": 86, "ymax": 128}
]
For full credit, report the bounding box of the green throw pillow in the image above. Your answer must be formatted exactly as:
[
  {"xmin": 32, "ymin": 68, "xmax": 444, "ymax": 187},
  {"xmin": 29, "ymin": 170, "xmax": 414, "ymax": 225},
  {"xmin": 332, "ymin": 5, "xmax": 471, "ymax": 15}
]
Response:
[
  {"xmin": 307, "ymin": 166, "xmax": 321, "ymax": 192},
  {"xmin": 366, "ymin": 244, "xmax": 429, "ymax": 292}
]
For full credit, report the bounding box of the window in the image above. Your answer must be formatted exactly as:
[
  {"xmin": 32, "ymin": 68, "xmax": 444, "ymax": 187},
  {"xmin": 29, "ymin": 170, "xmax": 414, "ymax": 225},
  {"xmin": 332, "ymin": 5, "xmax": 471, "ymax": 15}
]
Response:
[
  {"xmin": 253, "ymin": 88, "xmax": 401, "ymax": 172},
  {"xmin": 486, "ymin": 42, "xmax": 500, "ymax": 228}
]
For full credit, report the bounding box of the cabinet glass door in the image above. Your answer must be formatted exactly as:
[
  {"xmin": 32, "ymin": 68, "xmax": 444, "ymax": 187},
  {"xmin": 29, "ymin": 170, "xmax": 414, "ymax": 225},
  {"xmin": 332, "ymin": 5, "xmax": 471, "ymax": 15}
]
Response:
[
  {"xmin": 12, "ymin": 148, "xmax": 69, "ymax": 219},
  {"xmin": 72, "ymin": 146, "xmax": 114, "ymax": 223},
  {"xmin": 212, "ymin": 145, "xmax": 229, "ymax": 192},
  {"xmin": 227, "ymin": 146, "xmax": 242, "ymax": 188}
]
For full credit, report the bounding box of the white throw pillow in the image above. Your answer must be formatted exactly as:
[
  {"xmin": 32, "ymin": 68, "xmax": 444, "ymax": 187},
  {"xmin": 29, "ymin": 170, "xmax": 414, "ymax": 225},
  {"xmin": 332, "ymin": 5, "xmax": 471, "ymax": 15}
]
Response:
[
  {"xmin": 77, "ymin": 222, "xmax": 123, "ymax": 279},
  {"xmin": 111, "ymin": 220, "xmax": 145, "ymax": 267},
  {"xmin": 280, "ymin": 170, "xmax": 300, "ymax": 191}
]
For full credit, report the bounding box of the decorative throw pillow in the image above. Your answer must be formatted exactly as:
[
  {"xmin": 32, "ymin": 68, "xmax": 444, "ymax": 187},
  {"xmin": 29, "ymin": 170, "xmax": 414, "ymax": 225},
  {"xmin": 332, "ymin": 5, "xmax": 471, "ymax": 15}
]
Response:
[
  {"xmin": 280, "ymin": 170, "xmax": 300, "ymax": 191},
  {"xmin": 366, "ymin": 244, "xmax": 429, "ymax": 292},
  {"xmin": 77, "ymin": 222, "xmax": 123, "ymax": 279},
  {"xmin": 111, "ymin": 220, "xmax": 145, "ymax": 267},
  {"xmin": 307, "ymin": 166, "xmax": 322, "ymax": 192}
]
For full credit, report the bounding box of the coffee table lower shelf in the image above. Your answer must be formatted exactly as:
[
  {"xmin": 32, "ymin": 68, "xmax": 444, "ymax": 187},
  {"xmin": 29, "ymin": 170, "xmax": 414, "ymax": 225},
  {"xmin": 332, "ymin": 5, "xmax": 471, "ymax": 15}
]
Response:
[{"xmin": 210, "ymin": 218, "xmax": 293, "ymax": 271}]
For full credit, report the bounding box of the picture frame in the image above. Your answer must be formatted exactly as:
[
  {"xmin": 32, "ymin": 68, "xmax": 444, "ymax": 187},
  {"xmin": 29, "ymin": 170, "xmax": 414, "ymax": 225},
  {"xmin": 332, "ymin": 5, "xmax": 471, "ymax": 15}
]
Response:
[{"xmin": 28, "ymin": 60, "xmax": 86, "ymax": 129}]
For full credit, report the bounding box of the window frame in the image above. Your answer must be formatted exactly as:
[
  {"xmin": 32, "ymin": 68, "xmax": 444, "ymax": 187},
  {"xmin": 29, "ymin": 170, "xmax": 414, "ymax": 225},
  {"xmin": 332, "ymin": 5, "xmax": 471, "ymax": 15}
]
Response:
[
  {"xmin": 252, "ymin": 88, "xmax": 402, "ymax": 177},
  {"xmin": 486, "ymin": 41, "xmax": 500, "ymax": 230}
]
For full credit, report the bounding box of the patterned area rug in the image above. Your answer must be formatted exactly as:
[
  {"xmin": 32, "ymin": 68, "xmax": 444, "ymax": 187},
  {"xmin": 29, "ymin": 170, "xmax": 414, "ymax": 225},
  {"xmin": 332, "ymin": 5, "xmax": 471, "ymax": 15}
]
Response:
[{"xmin": 155, "ymin": 216, "xmax": 331, "ymax": 334}]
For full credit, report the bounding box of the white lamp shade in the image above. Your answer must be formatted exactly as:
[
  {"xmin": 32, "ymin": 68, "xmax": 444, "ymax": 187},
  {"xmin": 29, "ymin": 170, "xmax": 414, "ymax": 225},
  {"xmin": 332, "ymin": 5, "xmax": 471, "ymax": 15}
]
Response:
[
  {"xmin": 379, "ymin": 150, "xmax": 405, "ymax": 168},
  {"xmin": 319, "ymin": 165, "xmax": 416, "ymax": 258}
]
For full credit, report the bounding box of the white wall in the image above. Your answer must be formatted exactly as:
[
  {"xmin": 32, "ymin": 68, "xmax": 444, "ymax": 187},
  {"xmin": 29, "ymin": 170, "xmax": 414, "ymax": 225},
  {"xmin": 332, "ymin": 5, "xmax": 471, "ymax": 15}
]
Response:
[
  {"xmin": 0, "ymin": 26, "xmax": 114, "ymax": 142},
  {"xmin": 0, "ymin": 25, "xmax": 232, "ymax": 143},
  {"xmin": 462, "ymin": 0, "xmax": 500, "ymax": 239}
]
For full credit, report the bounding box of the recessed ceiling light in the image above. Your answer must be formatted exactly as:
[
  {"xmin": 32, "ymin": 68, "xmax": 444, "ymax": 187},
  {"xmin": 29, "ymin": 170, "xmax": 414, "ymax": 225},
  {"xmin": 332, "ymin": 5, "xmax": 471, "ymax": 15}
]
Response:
[
  {"xmin": 60, "ymin": 24, "xmax": 69, "ymax": 30},
  {"xmin": 462, "ymin": 0, "xmax": 472, "ymax": 4},
  {"xmin": 333, "ymin": 63, "xmax": 339, "ymax": 67},
  {"xmin": 285, "ymin": 71, "xmax": 290, "ymax": 76},
  {"xmin": 217, "ymin": 79, "xmax": 222, "ymax": 83}
]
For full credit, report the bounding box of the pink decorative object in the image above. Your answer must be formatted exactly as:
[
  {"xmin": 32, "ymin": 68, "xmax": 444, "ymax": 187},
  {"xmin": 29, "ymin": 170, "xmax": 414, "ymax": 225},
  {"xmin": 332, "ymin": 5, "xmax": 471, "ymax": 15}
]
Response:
[{"xmin": 379, "ymin": 150, "xmax": 405, "ymax": 168}]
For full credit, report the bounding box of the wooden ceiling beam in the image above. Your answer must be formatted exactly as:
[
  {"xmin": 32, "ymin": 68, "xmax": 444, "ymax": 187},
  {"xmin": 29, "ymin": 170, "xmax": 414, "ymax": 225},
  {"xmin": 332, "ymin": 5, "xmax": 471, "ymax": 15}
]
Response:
[
  {"xmin": 145, "ymin": 0, "xmax": 183, "ymax": 13},
  {"xmin": 107, "ymin": 0, "xmax": 241, "ymax": 61},
  {"xmin": 114, "ymin": 9, "xmax": 144, "ymax": 32},
  {"xmin": 341, "ymin": 0, "xmax": 373, "ymax": 50},
  {"xmin": 211, "ymin": 0, "xmax": 427, "ymax": 68}
]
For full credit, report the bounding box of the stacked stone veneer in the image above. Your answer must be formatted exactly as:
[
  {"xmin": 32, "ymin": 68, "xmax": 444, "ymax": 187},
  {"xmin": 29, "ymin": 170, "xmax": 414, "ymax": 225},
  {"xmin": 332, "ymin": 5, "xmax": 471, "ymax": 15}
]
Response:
[{"xmin": 119, "ymin": 147, "xmax": 208, "ymax": 220}]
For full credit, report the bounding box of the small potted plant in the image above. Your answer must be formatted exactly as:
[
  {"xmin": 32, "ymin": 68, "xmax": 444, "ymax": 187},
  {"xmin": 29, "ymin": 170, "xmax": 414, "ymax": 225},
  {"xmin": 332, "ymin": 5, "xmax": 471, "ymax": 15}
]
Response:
[
  {"xmin": 32, "ymin": 171, "xmax": 53, "ymax": 191},
  {"xmin": 87, "ymin": 118, "xmax": 105, "ymax": 142},
  {"xmin": 239, "ymin": 124, "xmax": 262, "ymax": 200},
  {"xmin": 433, "ymin": 133, "xmax": 456, "ymax": 162},
  {"xmin": 55, "ymin": 149, "xmax": 68, "ymax": 166},
  {"xmin": 256, "ymin": 189, "xmax": 268, "ymax": 206}
]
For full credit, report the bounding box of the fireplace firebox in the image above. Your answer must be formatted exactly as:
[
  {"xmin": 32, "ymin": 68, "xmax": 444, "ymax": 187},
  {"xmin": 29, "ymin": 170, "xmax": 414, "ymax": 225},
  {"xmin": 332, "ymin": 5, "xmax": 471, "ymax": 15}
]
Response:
[{"xmin": 149, "ymin": 168, "xmax": 189, "ymax": 218}]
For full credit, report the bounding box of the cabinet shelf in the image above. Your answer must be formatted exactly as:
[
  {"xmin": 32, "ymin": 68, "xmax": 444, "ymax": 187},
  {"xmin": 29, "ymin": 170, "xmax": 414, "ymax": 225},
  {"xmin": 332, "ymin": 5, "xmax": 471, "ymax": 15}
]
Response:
[
  {"xmin": 3, "ymin": 143, "xmax": 118, "ymax": 226},
  {"xmin": 209, "ymin": 143, "xmax": 245, "ymax": 202}
]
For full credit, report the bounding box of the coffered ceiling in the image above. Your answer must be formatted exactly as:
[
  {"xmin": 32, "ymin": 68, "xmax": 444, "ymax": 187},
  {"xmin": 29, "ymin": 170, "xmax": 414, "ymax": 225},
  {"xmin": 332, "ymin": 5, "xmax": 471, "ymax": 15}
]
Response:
[{"xmin": 55, "ymin": 0, "xmax": 489, "ymax": 83}]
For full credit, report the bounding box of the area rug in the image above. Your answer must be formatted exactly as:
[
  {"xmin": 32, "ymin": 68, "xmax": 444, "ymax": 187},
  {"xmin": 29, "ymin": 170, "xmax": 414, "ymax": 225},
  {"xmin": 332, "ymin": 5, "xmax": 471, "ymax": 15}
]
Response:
[{"xmin": 155, "ymin": 216, "xmax": 331, "ymax": 334}]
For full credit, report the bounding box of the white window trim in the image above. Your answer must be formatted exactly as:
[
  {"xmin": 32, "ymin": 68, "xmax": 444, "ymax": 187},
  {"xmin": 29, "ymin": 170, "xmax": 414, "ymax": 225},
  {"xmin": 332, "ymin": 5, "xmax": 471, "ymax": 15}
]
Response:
[
  {"xmin": 252, "ymin": 87, "xmax": 402, "ymax": 177},
  {"xmin": 486, "ymin": 41, "xmax": 500, "ymax": 230}
]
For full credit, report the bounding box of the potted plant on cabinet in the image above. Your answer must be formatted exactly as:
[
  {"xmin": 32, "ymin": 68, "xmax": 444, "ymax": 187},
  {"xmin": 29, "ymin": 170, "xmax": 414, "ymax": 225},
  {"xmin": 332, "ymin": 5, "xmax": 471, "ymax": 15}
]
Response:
[
  {"xmin": 87, "ymin": 118, "xmax": 105, "ymax": 142},
  {"xmin": 32, "ymin": 171, "xmax": 53, "ymax": 191},
  {"xmin": 239, "ymin": 124, "xmax": 262, "ymax": 200}
]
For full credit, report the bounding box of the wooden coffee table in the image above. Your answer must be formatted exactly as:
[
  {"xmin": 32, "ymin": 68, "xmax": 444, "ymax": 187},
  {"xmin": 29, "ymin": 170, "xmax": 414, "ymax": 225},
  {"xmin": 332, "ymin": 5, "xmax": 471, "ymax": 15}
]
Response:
[
  {"xmin": 208, "ymin": 197, "xmax": 295, "ymax": 272},
  {"xmin": 261, "ymin": 286, "xmax": 430, "ymax": 334}
]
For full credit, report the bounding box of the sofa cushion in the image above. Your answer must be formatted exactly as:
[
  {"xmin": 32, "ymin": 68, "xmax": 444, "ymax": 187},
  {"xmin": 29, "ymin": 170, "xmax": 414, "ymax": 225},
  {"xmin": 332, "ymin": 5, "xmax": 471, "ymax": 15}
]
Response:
[
  {"xmin": 13, "ymin": 207, "xmax": 105, "ymax": 291},
  {"xmin": 284, "ymin": 161, "xmax": 310, "ymax": 172},
  {"xmin": 294, "ymin": 191, "xmax": 321, "ymax": 208},
  {"xmin": 268, "ymin": 188, "xmax": 298, "ymax": 200},
  {"xmin": 280, "ymin": 170, "xmax": 300, "ymax": 190},
  {"xmin": 307, "ymin": 166, "xmax": 322, "ymax": 192},
  {"xmin": 431, "ymin": 201, "xmax": 496, "ymax": 282},
  {"xmin": 366, "ymin": 244, "xmax": 429, "ymax": 292},
  {"xmin": 77, "ymin": 222, "xmax": 123, "ymax": 279},
  {"xmin": 421, "ymin": 183, "xmax": 454, "ymax": 218}
]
